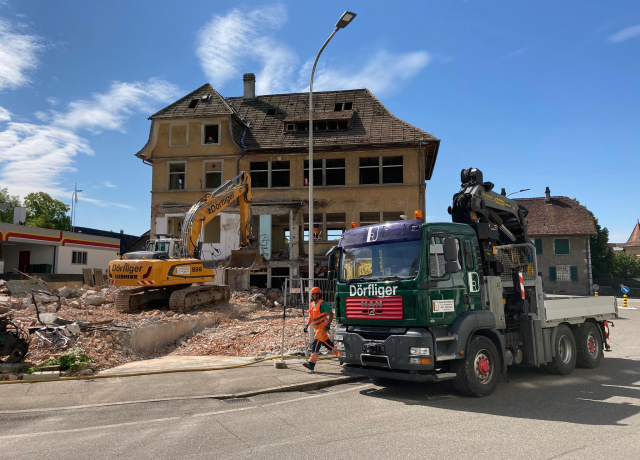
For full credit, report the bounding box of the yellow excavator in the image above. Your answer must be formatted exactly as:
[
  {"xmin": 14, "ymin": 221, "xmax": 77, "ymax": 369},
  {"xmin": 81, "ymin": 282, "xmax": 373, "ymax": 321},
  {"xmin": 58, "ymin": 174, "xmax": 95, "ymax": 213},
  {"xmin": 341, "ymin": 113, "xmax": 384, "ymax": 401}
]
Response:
[{"xmin": 108, "ymin": 172, "xmax": 262, "ymax": 312}]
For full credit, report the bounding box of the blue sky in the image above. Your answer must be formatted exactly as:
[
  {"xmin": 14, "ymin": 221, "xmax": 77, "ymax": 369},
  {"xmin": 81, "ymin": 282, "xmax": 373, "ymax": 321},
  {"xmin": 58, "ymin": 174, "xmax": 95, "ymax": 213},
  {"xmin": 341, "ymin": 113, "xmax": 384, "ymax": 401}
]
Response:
[{"xmin": 0, "ymin": 1, "xmax": 638, "ymax": 242}]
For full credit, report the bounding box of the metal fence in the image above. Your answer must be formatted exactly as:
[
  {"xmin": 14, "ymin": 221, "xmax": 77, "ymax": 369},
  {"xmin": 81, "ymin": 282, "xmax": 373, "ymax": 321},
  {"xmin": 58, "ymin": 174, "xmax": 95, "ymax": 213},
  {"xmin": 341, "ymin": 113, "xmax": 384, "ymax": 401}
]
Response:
[
  {"xmin": 283, "ymin": 278, "xmax": 337, "ymax": 310},
  {"xmin": 495, "ymin": 243, "xmax": 538, "ymax": 282}
]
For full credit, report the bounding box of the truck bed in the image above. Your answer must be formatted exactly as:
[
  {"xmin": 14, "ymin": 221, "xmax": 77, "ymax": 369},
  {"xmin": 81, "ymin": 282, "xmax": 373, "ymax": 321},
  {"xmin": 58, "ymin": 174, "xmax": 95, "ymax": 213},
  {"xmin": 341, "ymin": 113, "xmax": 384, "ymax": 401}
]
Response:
[{"xmin": 543, "ymin": 296, "xmax": 617, "ymax": 324}]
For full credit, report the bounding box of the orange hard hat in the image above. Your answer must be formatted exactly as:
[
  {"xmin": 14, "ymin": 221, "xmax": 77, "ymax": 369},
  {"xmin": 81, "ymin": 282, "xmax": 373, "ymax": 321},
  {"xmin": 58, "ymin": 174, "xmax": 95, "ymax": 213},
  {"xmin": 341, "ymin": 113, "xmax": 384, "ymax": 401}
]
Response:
[{"xmin": 310, "ymin": 287, "xmax": 321, "ymax": 295}]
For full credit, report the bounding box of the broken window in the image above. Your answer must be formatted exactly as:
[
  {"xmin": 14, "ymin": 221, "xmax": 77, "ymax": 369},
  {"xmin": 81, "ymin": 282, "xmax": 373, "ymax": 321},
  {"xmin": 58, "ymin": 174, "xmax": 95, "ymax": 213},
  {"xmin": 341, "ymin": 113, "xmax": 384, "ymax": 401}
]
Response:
[
  {"xmin": 250, "ymin": 161, "xmax": 289, "ymax": 188},
  {"xmin": 359, "ymin": 156, "xmax": 403, "ymax": 185},
  {"xmin": 271, "ymin": 161, "xmax": 290, "ymax": 187},
  {"xmin": 334, "ymin": 103, "xmax": 343, "ymax": 111},
  {"xmin": 304, "ymin": 159, "xmax": 345, "ymax": 186},
  {"xmin": 382, "ymin": 211, "xmax": 403, "ymax": 222},
  {"xmin": 344, "ymin": 102, "xmax": 353, "ymax": 110},
  {"xmin": 72, "ymin": 251, "xmax": 87, "ymax": 265},
  {"xmin": 170, "ymin": 124, "xmax": 188, "ymax": 147},
  {"xmin": 203, "ymin": 161, "xmax": 222, "ymax": 189},
  {"xmin": 167, "ymin": 217, "xmax": 183, "ymax": 237},
  {"xmin": 203, "ymin": 216, "xmax": 221, "ymax": 243},
  {"xmin": 203, "ymin": 124, "xmax": 220, "ymax": 144},
  {"xmin": 326, "ymin": 213, "xmax": 346, "ymax": 241},
  {"xmin": 359, "ymin": 212, "xmax": 380, "ymax": 226},
  {"xmin": 266, "ymin": 109, "xmax": 276, "ymax": 116},
  {"xmin": 296, "ymin": 123, "xmax": 309, "ymax": 131},
  {"xmin": 168, "ymin": 162, "xmax": 186, "ymax": 190}
]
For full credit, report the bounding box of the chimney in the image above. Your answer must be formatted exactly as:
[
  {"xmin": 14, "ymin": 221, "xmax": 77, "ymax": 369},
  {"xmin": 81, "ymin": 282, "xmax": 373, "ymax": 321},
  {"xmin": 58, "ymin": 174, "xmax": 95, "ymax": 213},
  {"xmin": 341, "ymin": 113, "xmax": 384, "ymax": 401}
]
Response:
[
  {"xmin": 243, "ymin": 73, "xmax": 255, "ymax": 100},
  {"xmin": 545, "ymin": 186, "xmax": 551, "ymax": 203}
]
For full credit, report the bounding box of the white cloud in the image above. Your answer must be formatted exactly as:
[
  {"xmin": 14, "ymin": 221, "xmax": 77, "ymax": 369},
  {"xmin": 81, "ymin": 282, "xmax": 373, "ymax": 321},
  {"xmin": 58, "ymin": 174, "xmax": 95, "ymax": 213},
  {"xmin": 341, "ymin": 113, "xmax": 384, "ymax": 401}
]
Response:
[
  {"xmin": 301, "ymin": 50, "xmax": 431, "ymax": 95},
  {"xmin": 502, "ymin": 47, "xmax": 529, "ymax": 59},
  {"xmin": 607, "ymin": 24, "xmax": 640, "ymax": 43},
  {"xmin": 53, "ymin": 78, "xmax": 180, "ymax": 133},
  {"xmin": 0, "ymin": 18, "xmax": 41, "ymax": 91},
  {"xmin": 46, "ymin": 96, "xmax": 59, "ymax": 106},
  {"xmin": 0, "ymin": 78, "xmax": 180, "ymax": 208},
  {"xmin": 196, "ymin": 5, "xmax": 298, "ymax": 94},
  {"xmin": 34, "ymin": 110, "xmax": 48, "ymax": 121},
  {"xmin": 102, "ymin": 181, "xmax": 117, "ymax": 188},
  {"xmin": 0, "ymin": 105, "xmax": 10, "ymax": 122},
  {"xmin": 196, "ymin": 5, "xmax": 430, "ymax": 96}
]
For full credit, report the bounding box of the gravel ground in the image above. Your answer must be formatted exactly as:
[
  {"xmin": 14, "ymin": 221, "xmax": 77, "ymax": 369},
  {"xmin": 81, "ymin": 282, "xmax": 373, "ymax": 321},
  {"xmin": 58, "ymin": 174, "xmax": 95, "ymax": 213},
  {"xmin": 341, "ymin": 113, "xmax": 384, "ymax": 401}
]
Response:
[{"xmin": 1, "ymin": 283, "xmax": 308, "ymax": 371}]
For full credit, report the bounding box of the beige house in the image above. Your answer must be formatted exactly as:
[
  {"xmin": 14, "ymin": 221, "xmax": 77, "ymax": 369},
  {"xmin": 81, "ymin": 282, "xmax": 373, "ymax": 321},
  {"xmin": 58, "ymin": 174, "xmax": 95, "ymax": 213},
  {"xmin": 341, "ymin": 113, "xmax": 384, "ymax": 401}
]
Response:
[
  {"xmin": 135, "ymin": 74, "xmax": 440, "ymax": 287},
  {"xmin": 516, "ymin": 188, "xmax": 597, "ymax": 296}
]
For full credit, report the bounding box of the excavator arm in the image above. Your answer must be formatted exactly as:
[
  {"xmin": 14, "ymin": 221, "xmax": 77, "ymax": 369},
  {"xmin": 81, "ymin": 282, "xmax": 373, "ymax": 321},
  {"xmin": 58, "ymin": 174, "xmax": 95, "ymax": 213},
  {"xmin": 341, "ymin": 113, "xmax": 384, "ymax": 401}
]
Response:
[{"xmin": 180, "ymin": 171, "xmax": 253, "ymax": 258}]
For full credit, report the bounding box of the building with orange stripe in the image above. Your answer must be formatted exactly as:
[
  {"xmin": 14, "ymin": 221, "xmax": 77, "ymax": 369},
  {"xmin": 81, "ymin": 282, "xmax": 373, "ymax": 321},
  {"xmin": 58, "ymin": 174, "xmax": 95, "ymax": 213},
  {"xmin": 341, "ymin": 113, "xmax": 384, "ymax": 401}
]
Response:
[{"xmin": 0, "ymin": 222, "xmax": 120, "ymax": 276}]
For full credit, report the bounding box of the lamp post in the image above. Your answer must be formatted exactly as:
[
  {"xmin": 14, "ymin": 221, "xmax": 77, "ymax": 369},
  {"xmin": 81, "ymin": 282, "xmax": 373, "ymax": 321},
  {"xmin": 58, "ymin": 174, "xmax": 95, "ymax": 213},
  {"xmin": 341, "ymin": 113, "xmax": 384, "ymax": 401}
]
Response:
[
  {"xmin": 308, "ymin": 10, "xmax": 356, "ymax": 286},
  {"xmin": 71, "ymin": 183, "xmax": 82, "ymax": 232}
]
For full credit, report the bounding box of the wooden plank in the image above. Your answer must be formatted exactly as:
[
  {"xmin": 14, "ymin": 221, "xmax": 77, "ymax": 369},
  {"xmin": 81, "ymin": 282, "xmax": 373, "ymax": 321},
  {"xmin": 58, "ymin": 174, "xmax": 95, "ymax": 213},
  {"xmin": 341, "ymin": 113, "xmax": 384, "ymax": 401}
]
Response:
[
  {"xmin": 93, "ymin": 268, "xmax": 105, "ymax": 286},
  {"xmin": 82, "ymin": 268, "xmax": 94, "ymax": 287}
]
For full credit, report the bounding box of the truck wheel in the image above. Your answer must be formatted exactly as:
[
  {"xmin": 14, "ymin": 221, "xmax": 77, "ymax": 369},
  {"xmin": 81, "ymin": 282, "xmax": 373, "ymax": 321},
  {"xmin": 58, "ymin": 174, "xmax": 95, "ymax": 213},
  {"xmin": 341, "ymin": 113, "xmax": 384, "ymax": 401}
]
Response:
[
  {"xmin": 453, "ymin": 335, "xmax": 500, "ymax": 397},
  {"xmin": 576, "ymin": 322, "xmax": 603, "ymax": 369},
  {"xmin": 547, "ymin": 324, "xmax": 576, "ymax": 375}
]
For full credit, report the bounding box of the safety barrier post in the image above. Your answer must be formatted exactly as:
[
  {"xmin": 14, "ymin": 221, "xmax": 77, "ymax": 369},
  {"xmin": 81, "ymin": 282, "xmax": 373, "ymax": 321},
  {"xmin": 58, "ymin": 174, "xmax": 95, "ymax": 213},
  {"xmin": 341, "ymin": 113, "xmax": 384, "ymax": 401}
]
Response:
[{"xmin": 624, "ymin": 294, "xmax": 628, "ymax": 307}]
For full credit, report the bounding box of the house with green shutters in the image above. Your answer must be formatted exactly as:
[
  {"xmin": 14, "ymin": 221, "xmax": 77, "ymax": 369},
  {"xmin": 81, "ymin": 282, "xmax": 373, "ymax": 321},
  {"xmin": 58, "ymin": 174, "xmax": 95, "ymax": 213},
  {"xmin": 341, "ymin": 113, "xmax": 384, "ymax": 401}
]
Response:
[{"xmin": 516, "ymin": 187, "xmax": 597, "ymax": 296}]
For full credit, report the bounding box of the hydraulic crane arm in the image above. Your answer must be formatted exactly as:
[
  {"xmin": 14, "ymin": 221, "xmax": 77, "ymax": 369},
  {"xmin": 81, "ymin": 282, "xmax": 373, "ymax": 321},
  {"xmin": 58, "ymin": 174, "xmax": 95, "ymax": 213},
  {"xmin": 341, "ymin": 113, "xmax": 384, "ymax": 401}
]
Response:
[{"xmin": 179, "ymin": 171, "xmax": 253, "ymax": 258}]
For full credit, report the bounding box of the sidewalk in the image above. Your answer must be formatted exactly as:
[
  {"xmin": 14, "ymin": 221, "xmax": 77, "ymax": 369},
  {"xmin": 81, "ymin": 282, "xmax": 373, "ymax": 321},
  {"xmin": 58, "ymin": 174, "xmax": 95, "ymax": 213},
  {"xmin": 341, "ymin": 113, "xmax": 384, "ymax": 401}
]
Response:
[{"xmin": 0, "ymin": 355, "xmax": 363, "ymax": 412}]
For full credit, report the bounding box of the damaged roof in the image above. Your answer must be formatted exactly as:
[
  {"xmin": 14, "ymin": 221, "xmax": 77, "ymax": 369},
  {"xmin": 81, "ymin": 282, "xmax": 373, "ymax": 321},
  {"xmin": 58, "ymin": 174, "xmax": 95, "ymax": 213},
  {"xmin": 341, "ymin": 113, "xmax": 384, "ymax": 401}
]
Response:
[{"xmin": 515, "ymin": 196, "xmax": 597, "ymax": 236}]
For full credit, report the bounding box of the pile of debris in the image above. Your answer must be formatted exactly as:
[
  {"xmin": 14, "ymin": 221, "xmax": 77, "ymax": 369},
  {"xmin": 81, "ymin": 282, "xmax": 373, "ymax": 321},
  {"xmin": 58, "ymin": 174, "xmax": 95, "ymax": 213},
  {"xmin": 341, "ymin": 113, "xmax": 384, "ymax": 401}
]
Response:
[{"xmin": 0, "ymin": 279, "xmax": 308, "ymax": 373}]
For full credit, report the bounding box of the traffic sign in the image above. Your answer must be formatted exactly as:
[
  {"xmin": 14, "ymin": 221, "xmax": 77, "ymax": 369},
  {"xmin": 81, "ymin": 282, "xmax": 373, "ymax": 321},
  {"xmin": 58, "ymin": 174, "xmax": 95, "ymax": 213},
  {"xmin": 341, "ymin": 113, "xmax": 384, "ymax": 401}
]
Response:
[{"xmin": 621, "ymin": 286, "xmax": 630, "ymax": 295}]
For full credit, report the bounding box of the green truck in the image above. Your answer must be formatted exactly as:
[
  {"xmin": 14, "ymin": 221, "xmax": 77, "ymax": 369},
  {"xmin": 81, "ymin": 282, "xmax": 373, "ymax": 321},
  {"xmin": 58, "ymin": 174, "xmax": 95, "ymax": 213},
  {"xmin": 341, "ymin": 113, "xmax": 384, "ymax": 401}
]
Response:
[{"xmin": 329, "ymin": 168, "xmax": 617, "ymax": 396}]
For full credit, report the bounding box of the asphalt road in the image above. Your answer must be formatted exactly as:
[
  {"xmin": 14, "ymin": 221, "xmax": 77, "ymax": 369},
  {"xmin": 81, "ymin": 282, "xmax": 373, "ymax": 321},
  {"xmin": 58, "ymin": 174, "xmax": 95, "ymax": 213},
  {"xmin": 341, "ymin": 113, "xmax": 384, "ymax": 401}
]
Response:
[{"xmin": 1, "ymin": 299, "xmax": 639, "ymax": 460}]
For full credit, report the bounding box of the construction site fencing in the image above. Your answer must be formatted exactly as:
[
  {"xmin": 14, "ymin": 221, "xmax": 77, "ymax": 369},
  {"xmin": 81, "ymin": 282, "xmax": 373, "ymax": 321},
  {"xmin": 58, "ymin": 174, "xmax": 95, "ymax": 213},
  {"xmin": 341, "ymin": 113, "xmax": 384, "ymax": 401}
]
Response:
[{"xmin": 278, "ymin": 278, "xmax": 337, "ymax": 361}]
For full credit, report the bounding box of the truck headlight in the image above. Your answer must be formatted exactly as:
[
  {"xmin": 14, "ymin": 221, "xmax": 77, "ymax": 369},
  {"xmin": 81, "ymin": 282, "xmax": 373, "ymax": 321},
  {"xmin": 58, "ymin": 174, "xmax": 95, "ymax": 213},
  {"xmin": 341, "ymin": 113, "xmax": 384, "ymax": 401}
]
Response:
[
  {"xmin": 410, "ymin": 347, "xmax": 430, "ymax": 356},
  {"xmin": 334, "ymin": 334, "xmax": 344, "ymax": 341},
  {"xmin": 336, "ymin": 342, "xmax": 345, "ymax": 351}
]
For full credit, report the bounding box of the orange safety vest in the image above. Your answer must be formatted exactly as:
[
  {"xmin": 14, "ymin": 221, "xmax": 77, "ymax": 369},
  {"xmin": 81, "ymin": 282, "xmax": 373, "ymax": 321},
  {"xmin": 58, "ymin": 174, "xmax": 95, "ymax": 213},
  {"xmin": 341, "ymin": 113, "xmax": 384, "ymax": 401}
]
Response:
[{"xmin": 309, "ymin": 299, "xmax": 329, "ymax": 330}]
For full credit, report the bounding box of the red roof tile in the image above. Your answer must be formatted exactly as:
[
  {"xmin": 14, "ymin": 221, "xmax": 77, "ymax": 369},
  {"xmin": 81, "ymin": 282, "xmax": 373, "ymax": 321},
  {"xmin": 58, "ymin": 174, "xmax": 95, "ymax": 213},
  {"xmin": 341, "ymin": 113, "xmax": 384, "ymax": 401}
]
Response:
[{"xmin": 515, "ymin": 196, "xmax": 596, "ymax": 236}]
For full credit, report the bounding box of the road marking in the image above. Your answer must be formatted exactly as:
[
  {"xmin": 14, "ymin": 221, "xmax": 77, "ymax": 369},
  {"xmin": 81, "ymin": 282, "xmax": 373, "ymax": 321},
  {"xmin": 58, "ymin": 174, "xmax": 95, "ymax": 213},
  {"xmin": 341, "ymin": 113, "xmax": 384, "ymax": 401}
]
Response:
[
  {"xmin": 0, "ymin": 383, "xmax": 371, "ymax": 439},
  {"xmin": 0, "ymin": 417, "xmax": 180, "ymax": 441}
]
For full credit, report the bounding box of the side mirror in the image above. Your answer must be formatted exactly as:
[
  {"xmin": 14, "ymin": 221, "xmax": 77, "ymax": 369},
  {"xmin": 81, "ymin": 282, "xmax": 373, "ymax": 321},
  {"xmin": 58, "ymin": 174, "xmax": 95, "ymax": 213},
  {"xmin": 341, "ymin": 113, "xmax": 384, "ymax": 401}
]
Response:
[
  {"xmin": 326, "ymin": 246, "xmax": 339, "ymax": 281},
  {"xmin": 443, "ymin": 237, "xmax": 459, "ymax": 274}
]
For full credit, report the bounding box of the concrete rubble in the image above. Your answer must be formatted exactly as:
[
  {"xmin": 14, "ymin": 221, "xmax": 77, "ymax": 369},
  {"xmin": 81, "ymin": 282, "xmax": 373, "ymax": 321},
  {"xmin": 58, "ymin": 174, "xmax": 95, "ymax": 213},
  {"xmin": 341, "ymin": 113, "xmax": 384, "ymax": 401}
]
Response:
[{"xmin": 0, "ymin": 280, "xmax": 307, "ymax": 375}]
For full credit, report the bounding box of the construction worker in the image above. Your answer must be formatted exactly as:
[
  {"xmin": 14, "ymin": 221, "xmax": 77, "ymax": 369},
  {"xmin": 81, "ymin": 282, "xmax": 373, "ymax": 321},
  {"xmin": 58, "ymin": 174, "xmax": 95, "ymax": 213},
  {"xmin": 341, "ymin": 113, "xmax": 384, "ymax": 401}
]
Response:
[{"xmin": 303, "ymin": 286, "xmax": 338, "ymax": 371}]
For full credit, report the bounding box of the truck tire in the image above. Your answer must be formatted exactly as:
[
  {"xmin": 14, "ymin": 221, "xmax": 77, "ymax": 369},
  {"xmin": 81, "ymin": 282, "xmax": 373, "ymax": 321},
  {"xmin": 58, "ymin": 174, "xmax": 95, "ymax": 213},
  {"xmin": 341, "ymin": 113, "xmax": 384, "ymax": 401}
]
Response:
[
  {"xmin": 453, "ymin": 335, "xmax": 500, "ymax": 397},
  {"xmin": 576, "ymin": 322, "xmax": 603, "ymax": 369},
  {"xmin": 547, "ymin": 324, "xmax": 576, "ymax": 375}
]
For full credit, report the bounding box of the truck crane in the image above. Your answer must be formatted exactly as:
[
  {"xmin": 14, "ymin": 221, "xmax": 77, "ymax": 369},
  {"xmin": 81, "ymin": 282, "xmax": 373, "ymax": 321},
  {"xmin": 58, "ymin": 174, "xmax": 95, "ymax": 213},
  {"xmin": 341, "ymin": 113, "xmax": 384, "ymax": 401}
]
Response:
[
  {"xmin": 108, "ymin": 172, "xmax": 261, "ymax": 312},
  {"xmin": 328, "ymin": 167, "xmax": 617, "ymax": 396}
]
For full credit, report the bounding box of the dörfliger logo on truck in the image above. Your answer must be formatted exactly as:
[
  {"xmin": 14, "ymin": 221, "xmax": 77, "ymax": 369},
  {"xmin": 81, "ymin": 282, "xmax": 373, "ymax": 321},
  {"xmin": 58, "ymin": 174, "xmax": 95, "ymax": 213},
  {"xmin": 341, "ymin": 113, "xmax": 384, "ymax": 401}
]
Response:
[{"xmin": 349, "ymin": 284, "xmax": 398, "ymax": 297}]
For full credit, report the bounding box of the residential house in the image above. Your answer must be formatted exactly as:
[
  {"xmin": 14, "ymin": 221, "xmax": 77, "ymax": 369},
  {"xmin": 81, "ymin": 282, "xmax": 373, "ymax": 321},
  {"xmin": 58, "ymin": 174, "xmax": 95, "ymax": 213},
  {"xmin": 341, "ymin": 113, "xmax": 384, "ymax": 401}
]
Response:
[
  {"xmin": 135, "ymin": 74, "xmax": 440, "ymax": 288},
  {"xmin": 610, "ymin": 220, "xmax": 640, "ymax": 256},
  {"xmin": 516, "ymin": 187, "xmax": 597, "ymax": 295}
]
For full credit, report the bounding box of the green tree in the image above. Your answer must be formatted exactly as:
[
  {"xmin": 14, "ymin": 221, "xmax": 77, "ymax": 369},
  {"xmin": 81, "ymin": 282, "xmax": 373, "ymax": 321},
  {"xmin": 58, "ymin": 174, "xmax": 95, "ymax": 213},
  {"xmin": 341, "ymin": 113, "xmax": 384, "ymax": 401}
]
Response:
[
  {"xmin": 24, "ymin": 192, "xmax": 71, "ymax": 231},
  {"xmin": 611, "ymin": 252, "xmax": 640, "ymax": 278},
  {"xmin": 0, "ymin": 187, "xmax": 22, "ymax": 224},
  {"xmin": 590, "ymin": 216, "xmax": 615, "ymax": 278}
]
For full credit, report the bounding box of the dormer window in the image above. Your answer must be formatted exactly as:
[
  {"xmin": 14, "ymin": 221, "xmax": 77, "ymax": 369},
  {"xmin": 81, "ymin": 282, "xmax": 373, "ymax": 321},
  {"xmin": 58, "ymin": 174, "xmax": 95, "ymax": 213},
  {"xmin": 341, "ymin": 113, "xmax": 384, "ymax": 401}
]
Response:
[
  {"xmin": 286, "ymin": 123, "xmax": 296, "ymax": 131},
  {"xmin": 188, "ymin": 99, "xmax": 199, "ymax": 109}
]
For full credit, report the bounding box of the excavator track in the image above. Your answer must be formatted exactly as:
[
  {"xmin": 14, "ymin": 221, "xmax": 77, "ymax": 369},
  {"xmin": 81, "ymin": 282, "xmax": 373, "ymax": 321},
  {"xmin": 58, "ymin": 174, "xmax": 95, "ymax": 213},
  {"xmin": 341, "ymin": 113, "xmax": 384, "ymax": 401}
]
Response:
[
  {"xmin": 169, "ymin": 284, "xmax": 230, "ymax": 312},
  {"xmin": 115, "ymin": 286, "xmax": 181, "ymax": 312},
  {"xmin": 115, "ymin": 287, "xmax": 148, "ymax": 312}
]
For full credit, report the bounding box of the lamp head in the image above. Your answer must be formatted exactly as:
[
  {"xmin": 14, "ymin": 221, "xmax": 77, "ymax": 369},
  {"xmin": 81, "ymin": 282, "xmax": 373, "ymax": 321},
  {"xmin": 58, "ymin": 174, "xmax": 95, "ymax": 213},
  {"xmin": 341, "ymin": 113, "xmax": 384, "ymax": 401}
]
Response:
[{"xmin": 335, "ymin": 11, "xmax": 356, "ymax": 29}]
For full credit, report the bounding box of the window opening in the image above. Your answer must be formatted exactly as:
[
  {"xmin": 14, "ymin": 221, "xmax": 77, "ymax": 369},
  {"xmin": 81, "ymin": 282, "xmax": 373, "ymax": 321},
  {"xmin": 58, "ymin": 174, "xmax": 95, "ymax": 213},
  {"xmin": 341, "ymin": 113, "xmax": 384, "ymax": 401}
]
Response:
[
  {"xmin": 204, "ymin": 161, "xmax": 222, "ymax": 189},
  {"xmin": 266, "ymin": 109, "xmax": 276, "ymax": 116},
  {"xmin": 286, "ymin": 123, "xmax": 295, "ymax": 131},
  {"xmin": 250, "ymin": 161, "xmax": 289, "ymax": 188},
  {"xmin": 271, "ymin": 161, "xmax": 290, "ymax": 187},
  {"xmin": 334, "ymin": 103, "xmax": 343, "ymax": 111},
  {"xmin": 325, "ymin": 158, "xmax": 345, "ymax": 186},
  {"xmin": 169, "ymin": 163, "xmax": 186, "ymax": 190},
  {"xmin": 303, "ymin": 159, "xmax": 323, "ymax": 186},
  {"xmin": 429, "ymin": 236, "xmax": 446, "ymax": 278},
  {"xmin": 382, "ymin": 156, "xmax": 403, "ymax": 183},
  {"xmin": 326, "ymin": 213, "xmax": 346, "ymax": 241},
  {"xmin": 359, "ymin": 157, "xmax": 380, "ymax": 185},
  {"xmin": 203, "ymin": 124, "xmax": 219, "ymax": 144},
  {"xmin": 72, "ymin": 251, "xmax": 87, "ymax": 265},
  {"xmin": 203, "ymin": 216, "xmax": 221, "ymax": 243},
  {"xmin": 250, "ymin": 161, "xmax": 269, "ymax": 188},
  {"xmin": 188, "ymin": 99, "xmax": 199, "ymax": 109},
  {"xmin": 343, "ymin": 102, "xmax": 353, "ymax": 110}
]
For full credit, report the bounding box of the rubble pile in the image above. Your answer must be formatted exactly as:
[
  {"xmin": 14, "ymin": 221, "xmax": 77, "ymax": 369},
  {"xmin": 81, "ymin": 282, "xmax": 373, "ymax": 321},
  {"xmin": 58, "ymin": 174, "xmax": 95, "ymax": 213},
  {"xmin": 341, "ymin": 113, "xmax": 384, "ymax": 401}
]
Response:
[{"xmin": 0, "ymin": 280, "xmax": 308, "ymax": 372}]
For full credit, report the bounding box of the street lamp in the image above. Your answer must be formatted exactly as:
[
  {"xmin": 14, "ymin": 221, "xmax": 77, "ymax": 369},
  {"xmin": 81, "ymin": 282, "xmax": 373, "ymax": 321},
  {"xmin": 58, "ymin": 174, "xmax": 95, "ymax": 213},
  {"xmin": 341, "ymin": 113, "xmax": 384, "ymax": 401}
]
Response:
[
  {"xmin": 71, "ymin": 183, "xmax": 82, "ymax": 232},
  {"xmin": 308, "ymin": 10, "xmax": 356, "ymax": 285}
]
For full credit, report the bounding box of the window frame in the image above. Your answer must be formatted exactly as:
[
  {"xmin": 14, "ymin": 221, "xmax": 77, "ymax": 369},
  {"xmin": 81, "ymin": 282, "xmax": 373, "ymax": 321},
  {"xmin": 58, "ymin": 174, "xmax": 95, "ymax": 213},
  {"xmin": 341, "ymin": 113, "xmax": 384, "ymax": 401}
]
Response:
[
  {"xmin": 169, "ymin": 123, "xmax": 189, "ymax": 147},
  {"xmin": 71, "ymin": 251, "xmax": 87, "ymax": 265},
  {"xmin": 201, "ymin": 122, "xmax": 221, "ymax": 146},
  {"xmin": 304, "ymin": 158, "xmax": 346, "ymax": 187},
  {"xmin": 359, "ymin": 156, "xmax": 404, "ymax": 185},
  {"xmin": 554, "ymin": 238, "xmax": 570, "ymax": 255},
  {"xmin": 167, "ymin": 161, "xmax": 186, "ymax": 190},
  {"xmin": 535, "ymin": 238, "xmax": 543, "ymax": 255},
  {"xmin": 249, "ymin": 160, "xmax": 290, "ymax": 188},
  {"xmin": 203, "ymin": 160, "xmax": 223, "ymax": 190}
]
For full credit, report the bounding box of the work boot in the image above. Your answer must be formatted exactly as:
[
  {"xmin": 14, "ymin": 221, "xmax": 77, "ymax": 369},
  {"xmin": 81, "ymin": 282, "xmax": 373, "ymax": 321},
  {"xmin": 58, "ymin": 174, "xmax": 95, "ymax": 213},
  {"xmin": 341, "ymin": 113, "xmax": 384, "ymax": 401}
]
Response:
[{"xmin": 303, "ymin": 361, "xmax": 316, "ymax": 371}]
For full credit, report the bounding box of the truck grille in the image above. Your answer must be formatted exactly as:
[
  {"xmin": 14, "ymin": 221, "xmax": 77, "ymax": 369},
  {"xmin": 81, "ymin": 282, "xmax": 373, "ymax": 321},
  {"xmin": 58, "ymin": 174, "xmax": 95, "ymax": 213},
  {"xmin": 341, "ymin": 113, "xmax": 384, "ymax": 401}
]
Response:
[{"xmin": 345, "ymin": 296, "xmax": 403, "ymax": 320}]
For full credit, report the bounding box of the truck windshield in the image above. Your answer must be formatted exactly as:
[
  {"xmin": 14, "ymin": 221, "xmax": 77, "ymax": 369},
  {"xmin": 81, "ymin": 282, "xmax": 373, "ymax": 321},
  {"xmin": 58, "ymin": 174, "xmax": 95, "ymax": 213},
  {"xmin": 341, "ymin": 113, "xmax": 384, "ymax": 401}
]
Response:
[{"xmin": 340, "ymin": 240, "xmax": 421, "ymax": 281}]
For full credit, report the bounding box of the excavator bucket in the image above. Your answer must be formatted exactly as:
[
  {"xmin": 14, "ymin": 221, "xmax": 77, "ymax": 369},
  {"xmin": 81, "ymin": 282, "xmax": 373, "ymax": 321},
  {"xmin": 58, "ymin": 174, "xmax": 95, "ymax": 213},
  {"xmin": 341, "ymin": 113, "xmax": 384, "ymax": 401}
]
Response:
[{"xmin": 226, "ymin": 250, "xmax": 263, "ymax": 270}]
